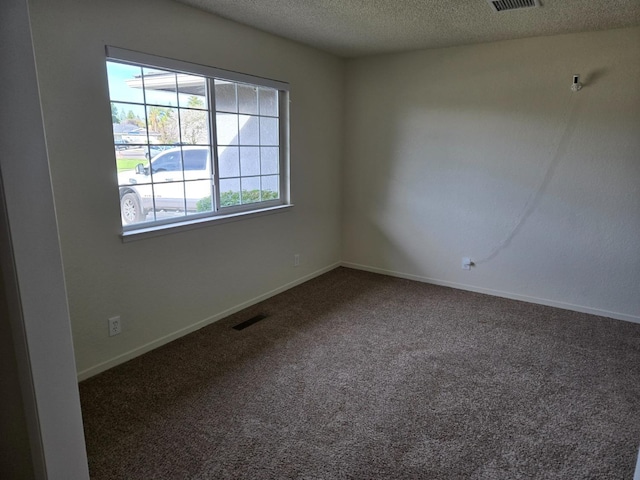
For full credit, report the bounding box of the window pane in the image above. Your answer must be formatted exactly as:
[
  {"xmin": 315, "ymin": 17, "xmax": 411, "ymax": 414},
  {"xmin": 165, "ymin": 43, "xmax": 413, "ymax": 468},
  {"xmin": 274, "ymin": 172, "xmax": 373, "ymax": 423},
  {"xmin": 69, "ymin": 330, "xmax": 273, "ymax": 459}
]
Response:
[
  {"xmin": 216, "ymin": 113, "xmax": 238, "ymax": 145},
  {"xmin": 183, "ymin": 148, "xmax": 210, "ymax": 177},
  {"xmin": 238, "ymin": 84, "xmax": 258, "ymax": 115},
  {"xmin": 180, "ymin": 109, "xmax": 209, "ymax": 145},
  {"xmin": 153, "ymin": 182, "xmax": 186, "ymax": 215},
  {"xmin": 118, "ymin": 164, "xmax": 151, "ymax": 186},
  {"xmin": 214, "ymin": 80, "xmax": 237, "ymax": 113},
  {"xmin": 147, "ymin": 145, "xmax": 172, "ymax": 160},
  {"xmin": 259, "ymin": 88, "xmax": 278, "ymax": 117},
  {"xmin": 260, "ymin": 117, "xmax": 279, "ymax": 146},
  {"xmin": 241, "ymin": 176, "xmax": 261, "ymax": 204},
  {"xmin": 112, "ymin": 102, "xmax": 148, "ymax": 177},
  {"xmin": 220, "ymin": 178, "xmax": 241, "ymax": 207},
  {"xmin": 143, "ymin": 68, "xmax": 178, "ymax": 107},
  {"xmin": 185, "ymin": 180, "xmax": 212, "ymax": 215},
  {"xmin": 147, "ymin": 106, "xmax": 180, "ymax": 144},
  {"xmin": 151, "ymin": 149, "xmax": 183, "ymax": 183},
  {"xmin": 260, "ymin": 147, "xmax": 279, "ymax": 175},
  {"xmin": 238, "ymin": 115, "xmax": 259, "ymax": 145},
  {"xmin": 112, "ymin": 102, "xmax": 147, "ymax": 142},
  {"xmin": 240, "ymin": 147, "xmax": 260, "ymax": 176},
  {"xmin": 218, "ymin": 146, "xmax": 239, "ymax": 178},
  {"xmin": 154, "ymin": 210, "xmax": 186, "ymax": 222},
  {"xmin": 178, "ymin": 74, "xmax": 207, "ymax": 109},
  {"xmin": 115, "ymin": 154, "xmax": 148, "ymax": 176},
  {"xmin": 107, "ymin": 62, "xmax": 144, "ymax": 104},
  {"xmin": 120, "ymin": 187, "xmax": 153, "ymax": 225},
  {"xmin": 261, "ymin": 175, "xmax": 280, "ymax": 199}
]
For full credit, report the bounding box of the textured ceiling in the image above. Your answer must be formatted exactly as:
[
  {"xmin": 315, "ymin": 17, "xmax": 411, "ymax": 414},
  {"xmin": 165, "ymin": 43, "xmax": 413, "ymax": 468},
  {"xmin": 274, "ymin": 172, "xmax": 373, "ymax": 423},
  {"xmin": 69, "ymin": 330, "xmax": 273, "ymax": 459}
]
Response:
[{"xmin": 175, "ymin": 0, "xmax": 640, "ymax": 57}]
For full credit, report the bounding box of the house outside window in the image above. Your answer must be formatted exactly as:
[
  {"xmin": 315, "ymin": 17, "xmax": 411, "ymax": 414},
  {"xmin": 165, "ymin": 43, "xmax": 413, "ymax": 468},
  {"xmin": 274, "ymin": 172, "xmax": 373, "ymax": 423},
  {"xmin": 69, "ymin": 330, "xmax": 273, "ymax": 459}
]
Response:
[{"xmin": 106, "ymin": 47, "xmax": 290, "ymax": 235}]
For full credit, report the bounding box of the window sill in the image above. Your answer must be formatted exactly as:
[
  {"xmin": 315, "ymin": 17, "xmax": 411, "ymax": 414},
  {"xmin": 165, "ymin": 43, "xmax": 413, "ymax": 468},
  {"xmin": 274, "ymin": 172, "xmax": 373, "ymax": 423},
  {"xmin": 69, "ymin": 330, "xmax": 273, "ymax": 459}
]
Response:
[{"xmin": 120, "ymin": 204, "xmax": 293, "ymax": 243}]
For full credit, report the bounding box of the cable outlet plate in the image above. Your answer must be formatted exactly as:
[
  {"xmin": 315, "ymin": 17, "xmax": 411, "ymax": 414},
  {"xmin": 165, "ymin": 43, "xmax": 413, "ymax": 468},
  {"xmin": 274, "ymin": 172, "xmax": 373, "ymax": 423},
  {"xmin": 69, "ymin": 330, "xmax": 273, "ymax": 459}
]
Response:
[
  {"xmin": 462, "ymin": 257, "xmax": 472, "ymax": 270},
  {"xmin": 108, "ymin": 316, "xmax": 122, "ymax": 336}
]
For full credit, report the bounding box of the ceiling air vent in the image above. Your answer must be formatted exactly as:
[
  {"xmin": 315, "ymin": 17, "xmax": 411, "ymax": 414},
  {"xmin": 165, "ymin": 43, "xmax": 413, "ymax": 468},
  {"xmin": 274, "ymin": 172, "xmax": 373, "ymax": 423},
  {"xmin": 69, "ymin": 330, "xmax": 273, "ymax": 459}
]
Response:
[{"xmin": 487, "ymin": 0, "xmax": 540, "ymax": 12}]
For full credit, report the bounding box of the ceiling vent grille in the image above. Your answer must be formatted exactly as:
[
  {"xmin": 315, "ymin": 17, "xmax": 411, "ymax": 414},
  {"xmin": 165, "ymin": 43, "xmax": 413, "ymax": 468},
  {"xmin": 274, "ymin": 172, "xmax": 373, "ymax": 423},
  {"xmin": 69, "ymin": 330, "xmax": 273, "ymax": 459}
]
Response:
[{"xmin": 487, "ymin": 0, "xmax": 540, "ymax": 12}]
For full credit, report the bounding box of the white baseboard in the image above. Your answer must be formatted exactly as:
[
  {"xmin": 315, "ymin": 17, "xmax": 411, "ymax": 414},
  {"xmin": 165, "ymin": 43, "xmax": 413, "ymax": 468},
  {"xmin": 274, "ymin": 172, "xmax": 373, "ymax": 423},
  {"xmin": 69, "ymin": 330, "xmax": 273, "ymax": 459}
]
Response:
[
  {"xmin": 78, "ymin": 260, "xmax": 637, "ymax": 380},
  {"xmin": 341, "ymin": 262, "xmax": 640, "ymax": 325},
  {"xmin": 77, "ymin": 262, "xmax": 341, "ymax": 381}
]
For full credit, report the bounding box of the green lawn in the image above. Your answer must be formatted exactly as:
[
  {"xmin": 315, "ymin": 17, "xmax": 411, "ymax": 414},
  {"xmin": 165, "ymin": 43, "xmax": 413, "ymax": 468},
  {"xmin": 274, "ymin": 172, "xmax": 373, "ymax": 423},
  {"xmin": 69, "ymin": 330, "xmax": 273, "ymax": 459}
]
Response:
[{"xmin": 116, "ymin": 157, "xmax": 146, "ymax": 172}]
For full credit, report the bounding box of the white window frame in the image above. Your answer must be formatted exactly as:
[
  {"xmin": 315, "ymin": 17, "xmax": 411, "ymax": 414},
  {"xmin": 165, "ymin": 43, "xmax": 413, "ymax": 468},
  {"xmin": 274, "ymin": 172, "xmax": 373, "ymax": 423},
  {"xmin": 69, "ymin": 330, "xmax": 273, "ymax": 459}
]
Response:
[{"xmin": 106, "ymin": 46, "xmax": 291, "ymax": 239}]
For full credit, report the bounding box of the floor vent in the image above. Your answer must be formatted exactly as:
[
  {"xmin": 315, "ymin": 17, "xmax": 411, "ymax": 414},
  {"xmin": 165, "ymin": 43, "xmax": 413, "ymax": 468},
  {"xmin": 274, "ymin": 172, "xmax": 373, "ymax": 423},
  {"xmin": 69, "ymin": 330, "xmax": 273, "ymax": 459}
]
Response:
[
  {"xmin": 232, "ymin": 314, "xmax": 268, "ymax": 331},
  {"xmin": 487, "ymin": 0, "xmax": 539, "ymax": 12}
]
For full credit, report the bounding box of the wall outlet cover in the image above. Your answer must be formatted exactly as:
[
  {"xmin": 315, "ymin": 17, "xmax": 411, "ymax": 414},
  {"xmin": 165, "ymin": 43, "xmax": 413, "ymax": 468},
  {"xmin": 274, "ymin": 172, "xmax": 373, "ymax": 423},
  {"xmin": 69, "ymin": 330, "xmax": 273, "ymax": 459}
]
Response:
[{"xmin": 108, "ymin": 316, "xmax": 121, "ymax": 336}]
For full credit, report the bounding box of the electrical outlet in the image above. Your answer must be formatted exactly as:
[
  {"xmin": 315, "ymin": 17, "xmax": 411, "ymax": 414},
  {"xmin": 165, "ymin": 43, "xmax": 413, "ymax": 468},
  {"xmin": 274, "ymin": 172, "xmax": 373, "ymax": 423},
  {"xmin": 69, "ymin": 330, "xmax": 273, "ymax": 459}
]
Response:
[
  {"xmin": 462, "ymin": 257, "xmax": 472, "ymax": 270},
  {"xmin": 108, "ymin": 316, "xmax": 122, "ymax": 336},
  {"xmin": 294, "ymin": 254, "xmax": 300, "ymax": 267}
]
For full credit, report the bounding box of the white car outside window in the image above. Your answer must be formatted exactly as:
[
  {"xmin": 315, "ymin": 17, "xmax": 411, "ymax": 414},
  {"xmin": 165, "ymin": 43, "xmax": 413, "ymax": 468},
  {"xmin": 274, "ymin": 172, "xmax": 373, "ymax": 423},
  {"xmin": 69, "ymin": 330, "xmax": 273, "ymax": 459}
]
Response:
[{"xmin": 118, "ymin": 146, "xmax": 211, "ymax": 224}]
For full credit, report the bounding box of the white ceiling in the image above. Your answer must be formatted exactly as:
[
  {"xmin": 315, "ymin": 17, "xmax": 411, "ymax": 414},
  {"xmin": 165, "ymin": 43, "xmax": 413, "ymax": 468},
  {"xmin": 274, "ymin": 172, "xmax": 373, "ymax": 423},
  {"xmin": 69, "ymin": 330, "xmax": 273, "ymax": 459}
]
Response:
[{"xmin": 175, "ymin": 0, "xmax": 640, "ymax": 57}]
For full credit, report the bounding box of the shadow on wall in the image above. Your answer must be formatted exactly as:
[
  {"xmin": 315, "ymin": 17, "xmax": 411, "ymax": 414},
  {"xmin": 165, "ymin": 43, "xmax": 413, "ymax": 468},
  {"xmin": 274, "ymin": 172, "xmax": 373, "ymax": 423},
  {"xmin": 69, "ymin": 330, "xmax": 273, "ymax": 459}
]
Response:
[
  {"xmin": 582, "ymin": 68, "xmax": 608, "ymax": 87},
  {"xmin": 474, "ymin": 94, "xmax": 584, "ymax": 264}
]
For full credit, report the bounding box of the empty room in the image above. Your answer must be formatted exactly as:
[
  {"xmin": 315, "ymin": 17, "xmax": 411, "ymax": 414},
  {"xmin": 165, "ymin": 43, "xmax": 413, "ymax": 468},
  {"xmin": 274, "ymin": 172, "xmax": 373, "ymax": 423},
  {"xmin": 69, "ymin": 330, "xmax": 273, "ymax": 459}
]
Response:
[{"xmin": 1, "ymin": 0, "xmax": 640, "ymax": 478}]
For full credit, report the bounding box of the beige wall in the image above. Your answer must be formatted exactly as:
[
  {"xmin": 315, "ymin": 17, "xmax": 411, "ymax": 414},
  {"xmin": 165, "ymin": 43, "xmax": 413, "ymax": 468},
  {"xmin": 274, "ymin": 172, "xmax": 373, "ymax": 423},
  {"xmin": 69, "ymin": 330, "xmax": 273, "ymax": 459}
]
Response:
[
  {"xmin": 27, "ymin": 0, "xmax": 640, "ymax": 382},
  {"xmin": 28, "ymin": 0, "xmax": 345, "ymax": 377},
  {"xmin": 343, "ymin": 27, "xmax": 640, "ymax": 322}
]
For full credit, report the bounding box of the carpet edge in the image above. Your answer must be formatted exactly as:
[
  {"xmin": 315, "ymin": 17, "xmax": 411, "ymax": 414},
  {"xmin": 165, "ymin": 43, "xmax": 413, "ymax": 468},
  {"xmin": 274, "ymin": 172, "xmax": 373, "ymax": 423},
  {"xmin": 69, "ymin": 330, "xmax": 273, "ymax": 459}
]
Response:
[{"xmin": 341, "ymin": 261, "xmax": 640, "ymax": 325}]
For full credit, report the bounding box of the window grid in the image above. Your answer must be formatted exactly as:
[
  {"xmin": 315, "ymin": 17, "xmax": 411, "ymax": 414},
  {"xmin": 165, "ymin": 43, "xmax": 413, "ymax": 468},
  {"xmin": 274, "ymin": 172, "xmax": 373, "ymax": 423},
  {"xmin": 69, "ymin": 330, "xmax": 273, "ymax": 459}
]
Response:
[
  {"xmin": 139, "ymin": 66, "xmax": 158, "ymax": 222},
  {"xmin": 139, "ymin": 67, "xmax": 213, "ymax": 222},
  {"xmin": 214, "ymin": 82, "xmax": 280, "ymax": 208},
  {"xmin": 108, "ymin": 49, "xmax": 287, "ymax": 231},
  {"xmin": 208, "ymin": 78, "xmax": 222, "ymax": 214}
]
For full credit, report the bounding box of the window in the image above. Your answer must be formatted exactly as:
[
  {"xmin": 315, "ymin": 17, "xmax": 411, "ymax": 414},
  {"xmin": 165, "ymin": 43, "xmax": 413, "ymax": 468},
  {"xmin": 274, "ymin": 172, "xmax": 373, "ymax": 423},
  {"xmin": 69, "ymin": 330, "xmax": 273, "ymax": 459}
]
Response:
[{"xmin": 106, "ymin": 47, "xmax": 289, "ymax": 234}]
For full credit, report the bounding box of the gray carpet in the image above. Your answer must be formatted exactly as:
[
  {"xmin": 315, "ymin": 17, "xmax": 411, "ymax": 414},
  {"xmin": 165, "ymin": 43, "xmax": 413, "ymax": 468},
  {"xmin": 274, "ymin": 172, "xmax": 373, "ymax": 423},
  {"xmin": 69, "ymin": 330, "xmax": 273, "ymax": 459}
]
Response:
[{"xmin": 79, "ymin": 267, "xmax": 640, "ymax": 479}]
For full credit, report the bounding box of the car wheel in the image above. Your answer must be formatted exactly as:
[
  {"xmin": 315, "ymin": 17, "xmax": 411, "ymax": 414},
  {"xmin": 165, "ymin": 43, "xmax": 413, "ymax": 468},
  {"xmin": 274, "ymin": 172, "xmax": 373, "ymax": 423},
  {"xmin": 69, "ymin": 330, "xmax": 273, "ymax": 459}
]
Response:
[{"xmin": 120, "ymin": 192, "xmax": 144, "ymax": 224}]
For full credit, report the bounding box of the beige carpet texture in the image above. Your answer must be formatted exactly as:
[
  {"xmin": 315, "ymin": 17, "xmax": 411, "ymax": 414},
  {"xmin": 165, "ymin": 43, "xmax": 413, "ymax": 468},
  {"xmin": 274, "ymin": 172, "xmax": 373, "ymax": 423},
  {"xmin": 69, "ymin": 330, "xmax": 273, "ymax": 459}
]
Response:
[{"xmin": 79, "ymin": 267, "xmax": 640, "ymax": 479}]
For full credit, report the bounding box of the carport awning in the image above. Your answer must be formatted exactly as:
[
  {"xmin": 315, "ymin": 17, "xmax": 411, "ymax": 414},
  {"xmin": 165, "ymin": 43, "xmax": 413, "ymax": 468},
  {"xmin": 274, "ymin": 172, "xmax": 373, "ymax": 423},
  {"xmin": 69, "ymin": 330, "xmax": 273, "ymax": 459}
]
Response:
[{"xmin": 125, "ymin": 73, "xmax": 228, "ymax": 96}]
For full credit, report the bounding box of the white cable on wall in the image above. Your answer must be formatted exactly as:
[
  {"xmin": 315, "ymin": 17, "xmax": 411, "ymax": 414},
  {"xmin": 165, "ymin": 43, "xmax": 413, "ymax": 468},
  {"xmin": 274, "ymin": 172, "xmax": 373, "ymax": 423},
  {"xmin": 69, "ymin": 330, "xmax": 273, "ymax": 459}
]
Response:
[{"xmin": 474, "ymin": 87, "xmax": 583, "ymax": 265}]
